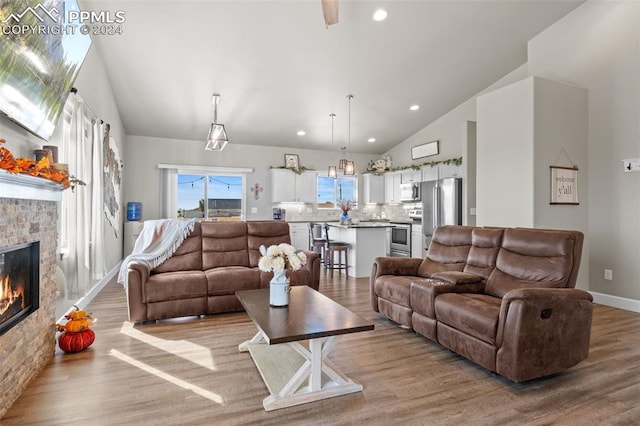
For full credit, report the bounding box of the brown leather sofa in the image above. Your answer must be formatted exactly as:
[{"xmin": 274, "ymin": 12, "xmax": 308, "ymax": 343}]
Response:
[
  {"xmin": 125, "ymin": 221, "xmax": 320, "ymax": 323},
  {"xmin": 370, "ymin": 225, "xmax": 592, "ymax": 382}
]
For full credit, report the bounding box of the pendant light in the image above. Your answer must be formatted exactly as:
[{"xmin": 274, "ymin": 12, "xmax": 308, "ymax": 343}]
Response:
[
  {"xmin": 339, "ymin": 146, "xmax": 347, "ymax": 170},
  {"xmin": 343, "ymin": 94, "xmax": 355, "ymax": 175},
  {"xmin": 205, "ymin": 93, "xmax": 228, "ymax": 151},
  {"xmin": 328, "ymin": 113, "xmax": 337, "ymax": 178}
]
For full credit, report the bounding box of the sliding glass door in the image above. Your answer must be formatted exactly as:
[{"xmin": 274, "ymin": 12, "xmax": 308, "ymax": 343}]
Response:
[{"xmin": 177, "ymin": 173, "xmax": 243, "ymax": 221}]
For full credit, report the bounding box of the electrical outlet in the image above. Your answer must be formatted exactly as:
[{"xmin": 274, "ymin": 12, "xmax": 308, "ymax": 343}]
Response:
[
  {"xmin": 623, "ymin": 158, "xmax": 640, "ymax": 172},
  {"xmin": 604, "ymin": 269, "xmax": 613, "ymax": 280},
  {"xmin": 251, "ymin": 207, "xmax": 258, "ymax": 214}
]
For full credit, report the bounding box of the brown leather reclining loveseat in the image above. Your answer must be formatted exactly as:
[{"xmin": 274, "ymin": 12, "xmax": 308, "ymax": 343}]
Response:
[
  {"xmin": 370, "ymin": 225, "xmax": 592, "ymax": 382},
  {"xmin": 126, "ymin": 221, "xmax": 320, "ymax": 323}
]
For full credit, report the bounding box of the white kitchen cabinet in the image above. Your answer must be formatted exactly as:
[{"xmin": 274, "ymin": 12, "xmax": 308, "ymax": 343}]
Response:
[
  {"xmin": 288, "ymin": 222, "xmax": 310, "ymax": 251},
  {"xmin": 420, "ymin": 164, "xmax": 461, "ymax": 182},
  {"xmin": 421, "ymin": 166, "xmax": 438, "ymax": 182},
  {"xmin": 411, "ymin": 224, "xmax": 423, "ymax": 258},
  {"xmin": 400, "ymin": 169, "xmax": 421, "ymax": 183},
  {"xmin": 362, "ymin": 174, "xmax": 385, "ymax": 204},
  {"xmin": 384, "ymin": 172, "xmax": 401, "ymax": 204},
  {"xmin": 438, "ymin": 164, "xmax": 461, "ymax": 179},
  {"xmin": 271, "ymin": 169, "xmax": 317, "ymax": 203}
]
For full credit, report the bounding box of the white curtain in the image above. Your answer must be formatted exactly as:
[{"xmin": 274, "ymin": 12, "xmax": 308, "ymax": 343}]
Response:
[
  {"xmin": 57, "ymin": 93, "xmax": 108, "ymax": 297},
  {"xmin": 160, "ymin": 168, "xmax": 177, "ymax": 219},
  {"xmin": 90, "ymin": 119, "xmax": 106, "ymax": 279},
  {"xmin": 60, "ymin": 93, "xmax": 93, "ymax": 298}
]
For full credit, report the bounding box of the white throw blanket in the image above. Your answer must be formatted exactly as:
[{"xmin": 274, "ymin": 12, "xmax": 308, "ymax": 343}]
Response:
[{"xmin": 117, "ymin": 218, "xmax": 197, "ymax": 289}]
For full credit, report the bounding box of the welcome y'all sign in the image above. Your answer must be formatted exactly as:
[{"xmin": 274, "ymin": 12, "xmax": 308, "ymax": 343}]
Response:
[{"xmin": 550, "ymin": 166, "xmax": 579, "ymax": 205}]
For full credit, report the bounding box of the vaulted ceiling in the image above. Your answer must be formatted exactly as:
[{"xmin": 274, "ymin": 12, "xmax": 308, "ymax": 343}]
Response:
[{"xmin": 81, "ymin": 0, "xmax": 583, "ymax": 155}]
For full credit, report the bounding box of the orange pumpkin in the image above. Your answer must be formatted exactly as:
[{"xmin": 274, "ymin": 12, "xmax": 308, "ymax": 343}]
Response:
[
  {"xmin": 56, "ymin": 306, "xmax": 95, "ymax": 333},
  {"xmin": 58, "ymin": 329, "xmax": 95, "ymax": 353},
  {"xmin": 63, "ymin": 317, "xmax": 90, "ymax": 332}
]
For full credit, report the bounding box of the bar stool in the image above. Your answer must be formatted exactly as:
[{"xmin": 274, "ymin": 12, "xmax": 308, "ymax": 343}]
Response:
[
  {"xmin": 322, "ymin": 223, "xmax": 349, "ymax": 277},
  {"xmin": 308, "ymin": 222, "xmax": 326, "ymax": 261}
]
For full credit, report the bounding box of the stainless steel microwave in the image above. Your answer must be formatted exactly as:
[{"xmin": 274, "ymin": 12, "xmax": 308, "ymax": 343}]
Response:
[{"xmin": 399, "ymin": 182, "xmax": 421, "ymax": 202}]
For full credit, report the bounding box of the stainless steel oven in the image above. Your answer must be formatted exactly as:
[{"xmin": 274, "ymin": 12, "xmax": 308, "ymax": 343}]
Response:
[{"xmin": 390, "ymin": 223, "xmax": 411, "ymax": 257}]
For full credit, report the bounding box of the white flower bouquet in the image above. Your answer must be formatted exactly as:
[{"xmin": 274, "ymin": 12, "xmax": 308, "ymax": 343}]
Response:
[{"xmin": 258, "ymin": 243, "xmax": 307, "ymax": 273}]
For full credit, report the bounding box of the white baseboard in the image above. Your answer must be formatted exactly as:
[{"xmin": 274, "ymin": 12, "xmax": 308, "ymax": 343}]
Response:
[
  {"xmin": 590, "ymin": 291, "xmax": 640, "ymax": 313},
  {"xmin": 57, "ymin": 262, "xmax": 122, "ymax": 322}
]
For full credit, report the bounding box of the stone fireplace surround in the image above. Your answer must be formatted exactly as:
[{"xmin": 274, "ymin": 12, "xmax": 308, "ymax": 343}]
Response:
[{"xmin": 0, "ymin": 197, "xmax": 58, "ymax": 417}]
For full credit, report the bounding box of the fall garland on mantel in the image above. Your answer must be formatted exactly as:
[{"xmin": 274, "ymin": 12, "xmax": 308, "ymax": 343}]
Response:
[{"xmin": 0, "ymin": 138, "xmax": 84, "ymax": 190}]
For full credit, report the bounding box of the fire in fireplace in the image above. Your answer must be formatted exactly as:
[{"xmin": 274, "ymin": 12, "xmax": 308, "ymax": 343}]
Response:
[{"xmin": 0, "ymin": 241, "xmax": 39, "ymax": 336}]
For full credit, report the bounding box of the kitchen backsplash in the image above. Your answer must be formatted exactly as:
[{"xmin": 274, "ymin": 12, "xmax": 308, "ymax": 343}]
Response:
[{"xmin": 275, "ymin": 202, "xmax": 421, "ymax": 223}]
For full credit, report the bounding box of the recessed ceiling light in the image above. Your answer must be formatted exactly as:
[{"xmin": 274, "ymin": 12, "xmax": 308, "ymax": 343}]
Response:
[
  {"xmin": 410, "ymin": 105, "xmax": 420, "ymax": 111},
  {"xmin": 368, "ymin": 138, "xmax": 376, "ymax": 143},
  {"xmin": 372, "ymin": 9, "xmax": 387, "ymax": 22},
  {"xmin": 297, "ymin": 130, "xmax": 306, "ymax": 136}
]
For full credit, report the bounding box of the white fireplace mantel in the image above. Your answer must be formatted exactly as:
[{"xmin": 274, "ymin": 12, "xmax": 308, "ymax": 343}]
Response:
[{"xmin": 0, "ymin": 169, "xmax": 63, "ymax": 202}]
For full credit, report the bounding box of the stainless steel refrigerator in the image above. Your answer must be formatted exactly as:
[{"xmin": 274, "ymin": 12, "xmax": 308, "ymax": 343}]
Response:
[{"xmin": 421, "ymin": 177, "xmax": 462, "ymax": 248}]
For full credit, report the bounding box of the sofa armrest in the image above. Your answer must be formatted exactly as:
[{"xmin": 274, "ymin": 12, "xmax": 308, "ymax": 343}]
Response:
[
  {"xmin": 126, "ymin": 261, "xmax": 151, "ymax": 323},
  {"xmin": 370, "ymin": 257, "xmax": 423, "ymax": 312},
  {"xmin": 495, "ymin": 288, "xmax": 593, "ymax": 382},
  {"xmin": 372, "ymin": 256, "xmax": 423, "ymax": 278},
  {"xmin": 410, "ymin": 278, "xmax": 485, "ymax": 319},
  {"xmin": 301, "ymin": 250, "xmax": 320, "ymax": 290}
]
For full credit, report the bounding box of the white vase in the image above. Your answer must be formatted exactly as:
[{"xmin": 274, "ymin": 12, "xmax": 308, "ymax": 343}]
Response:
[{"xmin": 269, "ymin": 269, "xmax": 290, "ymax": 307}]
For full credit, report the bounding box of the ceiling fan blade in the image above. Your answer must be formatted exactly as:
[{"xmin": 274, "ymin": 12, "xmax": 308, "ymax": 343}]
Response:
[{"xmin": 322, "ymin": 0, "xmax": 339, "ymax": 27}]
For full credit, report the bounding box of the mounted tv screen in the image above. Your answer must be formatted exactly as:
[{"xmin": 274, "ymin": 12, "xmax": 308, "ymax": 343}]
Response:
[{"xmin": 0, "ymin": 0, "xmax": 91, "ymax": 141}]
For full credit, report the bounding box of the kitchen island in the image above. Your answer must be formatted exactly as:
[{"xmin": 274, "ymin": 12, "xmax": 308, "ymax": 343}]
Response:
[{"xmin": 327, "ymin": 222, "xmax": 394, "ymax": 278}]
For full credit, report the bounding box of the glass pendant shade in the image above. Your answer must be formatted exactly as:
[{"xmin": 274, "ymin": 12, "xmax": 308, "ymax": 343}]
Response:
[
  {"xmin": 205, "ymin": 123, "xmax": 228, "ymax": 151},
  {"xmin": 343, "ymin": 94, "xmax": 355, "ymax": 176},
  {"xmin": 338, "ymin": 159, "xmax": 346, "ymax": 170},
  {"xmin": 204, "ymin": 93, "xmax": 228, "ymax": 151},
  {"xmin": 344, "ymin": 160, "xmax": 355, "ymax": 176},
  {"xmin": 328, "ymin": 165, "xmax": 337, "ymax": 177}
]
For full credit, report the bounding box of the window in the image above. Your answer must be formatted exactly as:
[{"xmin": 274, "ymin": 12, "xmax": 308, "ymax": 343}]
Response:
[
  {"xmin": 177, "ymin": 174, "xmax": 243, "ymax": 221},
  {"xmin": 317, "ymin": 175, "xmax": 357, "ymax": 208}
]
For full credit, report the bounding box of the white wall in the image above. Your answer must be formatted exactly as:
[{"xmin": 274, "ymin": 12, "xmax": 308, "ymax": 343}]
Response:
[
  {"xmin": 124, "ymin": 135, "xmax": 378, "ymax": 221},
  {"xmin": 476, "ymin": 78, "xmax": 535, "ymax": 227},
  {"xmin": 527, "ymin": 0, "xmax": 640, "ymax": 300},
  {"xmin": 532, "ymin": 77, "xmax": 588, "ymax": 232},
  {"xmin": 462, "ymin": 121, "xmax": 477, "ymax": 226}
]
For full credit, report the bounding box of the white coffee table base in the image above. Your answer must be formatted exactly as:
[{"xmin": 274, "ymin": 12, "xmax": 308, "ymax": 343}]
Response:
[{"xmin": 239, "ymin": 331, "xmax": 363, "ymax": 411}]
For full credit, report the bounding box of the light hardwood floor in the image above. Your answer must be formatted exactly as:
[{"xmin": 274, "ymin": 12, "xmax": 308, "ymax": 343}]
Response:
[{"xmin": 3, "ymin": 273, "xmax": 640, "ymax": 425}]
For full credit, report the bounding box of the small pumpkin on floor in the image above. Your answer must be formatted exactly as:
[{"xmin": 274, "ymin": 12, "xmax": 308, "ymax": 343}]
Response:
[{"xmin": 55, "ymin": 306, "xmax": 96, "ymax": 353}]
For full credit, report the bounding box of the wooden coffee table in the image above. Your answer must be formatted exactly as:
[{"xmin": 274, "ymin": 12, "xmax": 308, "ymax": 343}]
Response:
[{"xmin": 236, "ymin": 286, "xmax": 374, "ymax": 411}]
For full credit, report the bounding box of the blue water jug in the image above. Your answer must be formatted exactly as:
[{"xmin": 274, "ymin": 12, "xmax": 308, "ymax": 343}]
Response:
[{"xmin": 127, "ymin": 202, "xmax": 141, "ymax": 221}]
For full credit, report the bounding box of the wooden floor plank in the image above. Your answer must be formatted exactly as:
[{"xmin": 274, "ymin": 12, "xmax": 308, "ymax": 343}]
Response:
[{"xmin": 3, "ymin": 272, "xmax": 640, "ymax": 425}]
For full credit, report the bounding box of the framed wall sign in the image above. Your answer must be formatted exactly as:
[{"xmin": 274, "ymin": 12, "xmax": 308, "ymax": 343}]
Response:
[
  {"xmin": 284, "ymin": 154, "xmax": 299, "ymax": 170},
  {"xmin": 550, "ymin": 166, "xmax": 579, "ymax": 204},
  {"xmin": 411, "ymin": 140, "xmax": 439, "ymax": 160}
]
